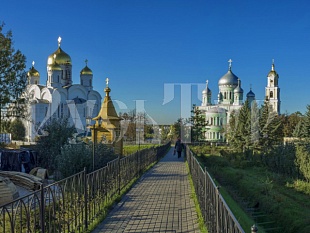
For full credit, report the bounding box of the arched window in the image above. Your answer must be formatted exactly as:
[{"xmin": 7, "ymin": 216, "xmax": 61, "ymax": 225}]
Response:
[
  {"xmin": 224, "ymin": 92, "xmax": 227, "ymax": 99},
  {"xmin": 270, "ymin": 91, "xmax": 273, "ymax": 98}
]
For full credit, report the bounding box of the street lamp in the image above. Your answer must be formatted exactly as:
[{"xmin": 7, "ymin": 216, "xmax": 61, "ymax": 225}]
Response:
[{"xmin": 86, "ymin": 116, "xmax": 102, "ymax": 171}]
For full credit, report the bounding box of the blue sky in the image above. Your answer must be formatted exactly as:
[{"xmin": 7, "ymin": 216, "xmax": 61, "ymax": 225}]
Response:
[{"xmin": 1, "ymin": 0, "xmax": 310, "ymax": 124}]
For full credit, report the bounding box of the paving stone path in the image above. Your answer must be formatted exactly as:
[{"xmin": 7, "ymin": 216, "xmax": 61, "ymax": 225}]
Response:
[{"xmin": 92, "ymin": 147, "xmax": 200, "ymax": 233}]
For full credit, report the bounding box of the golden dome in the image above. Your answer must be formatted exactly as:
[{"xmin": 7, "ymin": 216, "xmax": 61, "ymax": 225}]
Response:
[
  {"xmin": 47, "ymin": 47, "xmax": 72, "ymax": 66},
  {"xmin": 49, "ymin": 62, "xmax": 62, "ymax": 71},
  {"xmin": 80, "ymin": 65, "xmax": 93, "ymax": 75},
  {"xmin": 28, "ymin": 65, "xmax": 40, "ymax": 77}
]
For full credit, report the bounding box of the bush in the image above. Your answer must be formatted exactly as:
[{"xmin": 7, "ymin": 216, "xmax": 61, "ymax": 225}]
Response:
[
  {"xmin": 56, "ymin": 143, "xmax": 117, "ymax": 178},
  {"xmin": 295, "ymin": 144, "xmax": 310, "ymax": 182}
]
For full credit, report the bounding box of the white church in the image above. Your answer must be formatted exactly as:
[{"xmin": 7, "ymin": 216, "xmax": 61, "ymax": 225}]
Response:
[
  {"xmin": 25, "ymin": 37, "xmax": 102, "ymax": 141},
  {"xmin": 197, "ymin": 59, "xmax": 280, "ymax": 142}
]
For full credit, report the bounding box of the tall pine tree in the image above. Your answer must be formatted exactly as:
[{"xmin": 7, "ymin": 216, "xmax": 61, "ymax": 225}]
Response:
[
  {"xmin": 259, "ymin": 101, "xmax": 283, "ymax": 152},
  {"xmin": 190, "ymin": 104, "xmax": 208, "ymax": 142}
]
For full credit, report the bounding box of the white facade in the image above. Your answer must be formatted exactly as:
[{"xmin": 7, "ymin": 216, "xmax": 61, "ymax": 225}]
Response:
[{"xmin": 25, "ymin": 38, "xmax": 102, "ymax": 141}]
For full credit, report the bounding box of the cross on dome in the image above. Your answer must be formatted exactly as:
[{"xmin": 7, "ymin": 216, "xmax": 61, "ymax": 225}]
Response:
[
  {"xmin": 271, "ymin": 59, "xmax": 275, "ymax": 71},
  {"xmin": 106, "ymin": 77, "xmax": 109, "ymax": 87},
  {"xmin": 32, "ymin": 61, "xmax": 35, "ymax": 67},
  {"xmin": 58, "ymin": 36, "xmax": 62, "ymax": 47},
  {"xmin": 228, "ymin": 59, "xmax": 233, "ymax": 70},
  {"xmin": 85, "ymin": 59, "xmax": 88, "ymax": 66}
]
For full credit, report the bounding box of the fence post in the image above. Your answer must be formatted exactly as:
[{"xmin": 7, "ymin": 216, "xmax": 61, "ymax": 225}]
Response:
[
  {"xmin": 216, "ymin": 186, "xmax": 220, "ymax": 233},
  {"xmin": 40, "ymin": 184, "xmax": 45, "ymax": 233},
  {"xmin": 84, "ymin": 167, "xmax": 88, "ymax": 230},
  {"xmin": 204, "ymin": 166, "xmax": 207, "ymax": 223},
  {"xmin": 251, "ymin": 224, "xmax": 258, "ymax": 233},
  {"xmin": 118, "ymin": 155, "xmax": 121, "ymax": 195}
]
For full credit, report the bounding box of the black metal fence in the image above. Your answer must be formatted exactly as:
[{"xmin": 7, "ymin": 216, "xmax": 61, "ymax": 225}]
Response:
[
  {"xmin": 0, "ymin": 142, "xmax": 171, "ymax": 233},
  {"xmin": 186, "ymin": 145, "xmax": 245, "ymax": 233}
]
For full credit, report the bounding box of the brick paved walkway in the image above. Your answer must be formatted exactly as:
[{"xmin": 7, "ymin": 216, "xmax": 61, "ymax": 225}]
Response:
[{"xmin": 92, "ymin": 147, "xmax": 200, "ymax": 233}]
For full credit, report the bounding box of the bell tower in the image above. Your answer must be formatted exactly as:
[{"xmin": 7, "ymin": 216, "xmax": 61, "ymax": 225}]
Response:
[{"xmin": 265, "ymin": 60, "xmax": 280, "ymax": 114}]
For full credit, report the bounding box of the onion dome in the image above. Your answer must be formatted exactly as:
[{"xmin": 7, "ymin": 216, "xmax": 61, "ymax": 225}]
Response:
[
  {"xmin": 268, "ymin": 60, "xmax": 277, "ymax": 76},
  {"xmin": 50, "ymin": 62, "xmax": 62, "ymax": 71},
  {"xmin": 47, "ymin": 37, "xmax": 72, "ymax": 66},
  {"xmin": 246, "ymin": 88, "xmax": 255, "ymax": 98},
  {"xmin": 48, "ymin": 54, "xmax": 62, "ymax": 71},
  {"xmin": 80, "ymin": 59, "xmax": 93, "ymax": 75},
  {"xmin": 218, "ymin": 59, "xmax": 239, "ymax": 86},
  {"xmin": 202, "ymin": 80, "xmax": 211, "ymax": 94},
  {"xmin": 27, "ymin": 61, "xmax": 40, "ymax": 77},
  {"xmin": 234, "ymin": 79, "xmax": 243, "ymax": 93}
]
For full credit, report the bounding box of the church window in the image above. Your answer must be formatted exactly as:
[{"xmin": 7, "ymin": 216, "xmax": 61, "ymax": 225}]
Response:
[
  {"xmin": 229, "ymin": 92, "xmax": 232, "ymax": 99},
  {"xmin": 210, "ymin": 118, "xmax": 213, "ymax": 125},
  {"xmin": 270, "ymin": 91, "xmax": 273, "ymax": 98},
  {"xmin": 224, "ymin": 92, "xmax": 227, "ymax": 99},
  {"xmin": 89, "ymin": 80, "xmax": 92, "ymax": 86},
  {"xmin": 81, "ymin": 79, "xmax": 83, "ymax": 85}
]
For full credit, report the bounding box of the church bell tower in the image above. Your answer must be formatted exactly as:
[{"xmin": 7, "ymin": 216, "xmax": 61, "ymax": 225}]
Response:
[{"xmin": 265, "ymin": 60, "xmax": 280, "ymax": 114}]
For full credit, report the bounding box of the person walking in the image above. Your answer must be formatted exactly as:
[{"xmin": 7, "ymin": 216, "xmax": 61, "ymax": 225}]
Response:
[{"xmin": 175, "ymin": 137, "xmax": 184, "ymax": 158}]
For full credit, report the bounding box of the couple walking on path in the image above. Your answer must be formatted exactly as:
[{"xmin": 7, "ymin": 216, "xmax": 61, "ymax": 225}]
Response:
[{"xmin": 174, "ymin": 137, "xmax": 184, "ymax": 158}]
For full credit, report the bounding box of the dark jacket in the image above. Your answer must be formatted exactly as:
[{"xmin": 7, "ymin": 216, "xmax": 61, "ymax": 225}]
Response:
[{"xmin": 175, "ymin": 139, "xmax": 184, "ymax": 152}]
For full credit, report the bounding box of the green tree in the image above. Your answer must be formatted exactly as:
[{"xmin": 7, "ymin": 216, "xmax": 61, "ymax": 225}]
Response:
[
  {"xmin": 159, "ymin": 125, "xmax": 170, "ymax": 142},
  {"xmin": 282, "ymin": 111, "xmax": 303, "ymax": 137},
  {"xmin": 190, "ymin": 104, "xmax": 208, "ymax": 142},
  {"xmin": 250, "ymin": 100, "xmax": 260, "ymax": 150},
  {"xmin": 300, "ymin": 105, "xmax": 310, "ymax": 139},
  {"xmin": 0, "ymin": 23, "xmax": 27, "ymax": 131},
  {"xmin": 10, "ymin": 118, "xmax": 25, "ymax": 140},
  {"xmin": 295, "ymin": 144, "xmax": 310, "ymax": 182},
  {"xmin": 227, "ymin": 100, "xmax": 251, "ymax": 152},
  {"xmin": 293, "ymin": 120, "xmax": 304, "ymax": 138},
  {"xmin": 35, "ymin": 117, "xmax": 76, "ymax": 172},
  {"xmin": 259, "ymin": 101, "xmax": 283, "ymax": 152},
  {"xmin": 173, "ymin": 118, "xmax": 185, "ymax": 140}
]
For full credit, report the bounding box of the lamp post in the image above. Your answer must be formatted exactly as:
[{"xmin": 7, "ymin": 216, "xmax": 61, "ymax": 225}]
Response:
[{"xmin": 86, "ymin": 116, "xmax": 102, "ymax": 171}]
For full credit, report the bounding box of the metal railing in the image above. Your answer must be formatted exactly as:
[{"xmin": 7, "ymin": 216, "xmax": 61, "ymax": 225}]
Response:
[
  {"xmin": 0, "ymin": 142, "xmax": 171, "ymax": 232},
  {"xmin": 186, "ymin": 145, "xmax": 245, "ymax": 233}
]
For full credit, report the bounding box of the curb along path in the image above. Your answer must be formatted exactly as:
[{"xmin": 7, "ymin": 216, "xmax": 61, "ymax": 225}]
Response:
[{"xmin": 92, "ymin": 147, "xmax": 200, "ymax": 233}]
